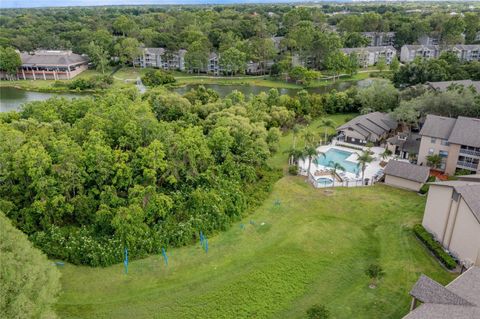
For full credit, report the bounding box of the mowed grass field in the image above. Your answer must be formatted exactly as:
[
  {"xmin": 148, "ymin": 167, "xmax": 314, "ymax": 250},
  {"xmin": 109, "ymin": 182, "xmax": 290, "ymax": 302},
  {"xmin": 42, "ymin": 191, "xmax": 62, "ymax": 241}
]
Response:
[
  {"xmin": 57, "ymin": 166, "xmax": 455, "ymax": 317},
  {"xmin": 56, "ymin": 114, "xmax": 455, "ymax": 318}
]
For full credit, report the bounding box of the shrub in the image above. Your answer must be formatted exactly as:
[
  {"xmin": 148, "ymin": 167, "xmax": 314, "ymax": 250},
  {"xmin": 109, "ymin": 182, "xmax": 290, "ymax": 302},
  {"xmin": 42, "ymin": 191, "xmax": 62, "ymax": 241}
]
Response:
[
  {"xmin": 413, "ymin": 224, "xmax": 457, "ymax": 269},
  {"xmin": 288, "ymin": 165, "xmax": 298, "ymax": 175},
  {"xmin": 142, "ymin": 69, "xmax": 176, "ymax": 86},
  {"xmin": 307, "ymin": 304, "xmax": 330, "ymax": 319},
  {"xmin": 419, "ymin": 176, "xmax": 435, "ymax": 194},
  {"xmin": 365, "ymin": 263, "xmax": 385, "ymax": 286},
  {"xmin": 0, "ymin": 212, "xmax": 60, "ymax": 318},
  {"xmin": 68, "ymin": 78, "xmax": 96, "ymax": 90}
]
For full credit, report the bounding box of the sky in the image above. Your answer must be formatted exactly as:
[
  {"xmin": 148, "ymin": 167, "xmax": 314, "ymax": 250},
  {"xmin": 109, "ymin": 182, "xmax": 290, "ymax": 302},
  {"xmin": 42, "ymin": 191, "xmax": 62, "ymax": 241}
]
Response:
[{"xmin": 2, "ymin": 0, "xmax": 324, "ymax": 9}]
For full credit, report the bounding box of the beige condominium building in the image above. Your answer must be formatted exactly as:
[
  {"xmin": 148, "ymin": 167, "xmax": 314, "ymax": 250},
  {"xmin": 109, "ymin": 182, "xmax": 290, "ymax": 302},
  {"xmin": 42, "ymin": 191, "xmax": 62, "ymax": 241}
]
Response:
[
  {"xmin": 422, "ymin": 179, "xmax": 480, "ymax": 266},
  {"xmin": 418, "ymin": 115, "xmax": 480, "ymax": 175}
]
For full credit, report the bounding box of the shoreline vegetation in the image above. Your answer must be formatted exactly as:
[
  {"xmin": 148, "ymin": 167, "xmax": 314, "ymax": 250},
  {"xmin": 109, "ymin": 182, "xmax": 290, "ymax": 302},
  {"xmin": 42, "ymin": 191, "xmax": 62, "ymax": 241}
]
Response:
[{"xmin": 0, "ymin": 67, "xmax": 376, "ymax": 93}]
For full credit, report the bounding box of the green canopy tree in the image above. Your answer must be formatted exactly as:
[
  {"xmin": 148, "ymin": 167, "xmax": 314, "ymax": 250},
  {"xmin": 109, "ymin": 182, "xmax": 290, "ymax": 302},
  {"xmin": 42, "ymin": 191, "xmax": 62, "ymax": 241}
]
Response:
[
  {"xmin": 87, "ymin": 41, "xmax": 109, "ymax": 74},
  {"xmin": 114, "ymin": 37, "xmax": 141, "ymax": 66},
  {"xmin": 219, "ymin": 47, "xmax": 246, "ymax": 76},
  {"xmin": 0, "ymin": 47, "xmax": 21, "ymax": 79},
  {"xmin": 185, "ymin": 40, "xmax": 210, "ymax": 74},
  {"xmin": 0, "ymin": 212, "xmax": 61, "ymax": 319},
  {"xmin": 325, "ymin": 51, "xmax": 347, "ymax": 82}
]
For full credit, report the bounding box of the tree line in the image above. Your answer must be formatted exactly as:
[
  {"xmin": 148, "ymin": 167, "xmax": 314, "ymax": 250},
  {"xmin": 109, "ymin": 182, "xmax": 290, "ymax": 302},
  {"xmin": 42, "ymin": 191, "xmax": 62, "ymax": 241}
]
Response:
[{"xmin": 0, "ymin": 4, "xmax": 478, "ymax": 76}]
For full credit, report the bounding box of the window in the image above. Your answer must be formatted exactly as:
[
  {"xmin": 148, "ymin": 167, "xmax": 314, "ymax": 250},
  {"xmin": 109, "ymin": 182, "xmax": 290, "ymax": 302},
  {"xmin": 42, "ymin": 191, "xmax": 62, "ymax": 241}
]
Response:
[
  {"xmin": 428, "ymin": 148, "xmax": 434, "ymax": 155},
  {"xmin": 440, "ymin": 140, "xmax": 449, "ymax": 146},
  {"xmin": 439, "ymin": 150, "xmax": 449, "ymax": 158},
  {"xmin": 431, "ymin": 137, "xmax": 437, "ymax": 143}
]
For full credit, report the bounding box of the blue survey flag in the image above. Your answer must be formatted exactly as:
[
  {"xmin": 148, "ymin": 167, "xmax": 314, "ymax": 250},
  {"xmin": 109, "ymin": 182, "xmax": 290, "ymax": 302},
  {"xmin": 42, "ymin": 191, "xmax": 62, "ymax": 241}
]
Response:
[
  {"xmin": 124, "ymin": 247, "xmax": 128, "ymax": 274},
  {"xmin": 161, "ymin": 247, "xmax": 168, "ymax": 266}
]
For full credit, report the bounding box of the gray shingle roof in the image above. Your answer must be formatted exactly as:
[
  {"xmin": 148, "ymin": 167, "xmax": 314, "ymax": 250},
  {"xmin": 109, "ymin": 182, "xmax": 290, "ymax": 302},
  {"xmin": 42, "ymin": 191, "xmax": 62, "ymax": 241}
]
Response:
[
  {"xmin": 404, "ymin": 267, "xmax": 480, "ymax": 319},
  {"xmin": 410, "ymin": 274, "xmax": 473, "ymax": 305},
  {"xmin": 20, "ymin": 50, "xmax": 88, "ymax": 67},
  {"xmin": 341, "ymin": 46, "xmax": 396, "ymax": 54},
  {"xmin": 448, "ymin": 117, "xmax": 480, "ymax": 148},
  {"xmin": 384, "ymin": 160, "xmax": 430, "ymax": 183},
  {"xmin": 337, "ymin": 112, "xmax": 397, "ymax": 140},
  {"xmin": 426, "ymin": 80, "xmax": 480, "ymax": 93},
  {"xmin": 419, "ymin": 114, "xmax": 457, "ymax": 139},
  {"xmin": 404, "ymin": 44, "xmax": 439, "ymax": 50},
  {"xmin": 387, "ymin": 133, "xmax": 421, "ymax": 155}
]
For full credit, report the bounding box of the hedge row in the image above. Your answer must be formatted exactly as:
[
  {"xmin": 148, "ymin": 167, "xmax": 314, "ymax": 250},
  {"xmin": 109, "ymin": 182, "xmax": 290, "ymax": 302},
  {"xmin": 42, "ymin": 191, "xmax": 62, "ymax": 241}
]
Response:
[{"xmin": 413, "ymin": 224, "xmax": 457, "ymax": 269}]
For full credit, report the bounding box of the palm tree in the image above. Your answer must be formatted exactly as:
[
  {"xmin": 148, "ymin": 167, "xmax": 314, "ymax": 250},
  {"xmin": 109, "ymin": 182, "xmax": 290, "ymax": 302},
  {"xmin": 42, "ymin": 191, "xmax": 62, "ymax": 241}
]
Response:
[
  {"xmin": 302, "ymin": 130, "xmax": 316, "ymax": 147},
  {"xmin": 302, "ymin": 146, "xmax": 325, "ymax": 179},
  {"xmin": 426, "ymin": 154, "xmax": 442, "ymax": 169},
  {"xmin": 285, "ymin": 147, "xmax": 304, "ymax": 166},
  {"xmin": 329, "ymin": 161, "xmax": 345, "ymax": 186},
  {"xmin": 380, "ymin": 149, "xmax": 392, "ymax": 161},
  {"xmin": 318, "ymin": 118, "xmax": 337, "ymax": 145},
  {"xmin": 356, "ymin": 149, "xmax": 374, "ymax": 184},
  {"xmin": 292, "ymin": 124, "xmax": 301, "ymax": 149}
]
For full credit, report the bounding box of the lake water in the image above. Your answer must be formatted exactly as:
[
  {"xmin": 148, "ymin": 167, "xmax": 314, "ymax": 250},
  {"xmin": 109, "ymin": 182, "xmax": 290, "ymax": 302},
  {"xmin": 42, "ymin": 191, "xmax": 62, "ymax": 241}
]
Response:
[
  {"xmin": 0, "ymin": 87, "xmax": 84, "ymax": 112},
  {"xmin": 1, "ymin": 78, "xmax": 375, "ymax": 112},
  {"xmin": 172, "ymin": 79, "xmax": 374, "ymax": 97}
]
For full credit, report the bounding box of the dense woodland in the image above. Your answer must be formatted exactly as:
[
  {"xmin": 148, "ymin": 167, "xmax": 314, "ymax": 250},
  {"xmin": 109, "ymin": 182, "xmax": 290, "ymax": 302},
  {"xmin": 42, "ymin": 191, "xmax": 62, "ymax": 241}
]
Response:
[{"xmin": 0, "ymin": 4, "xmax": 479, "ymax": 77}]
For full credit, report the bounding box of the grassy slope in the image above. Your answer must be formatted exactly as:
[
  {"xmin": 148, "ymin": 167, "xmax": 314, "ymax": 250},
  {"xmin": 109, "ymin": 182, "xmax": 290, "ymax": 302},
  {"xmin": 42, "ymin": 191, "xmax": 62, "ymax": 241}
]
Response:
[{"xmin": 56, "ymin": 114, "xmax": 455, "ymax": 319}]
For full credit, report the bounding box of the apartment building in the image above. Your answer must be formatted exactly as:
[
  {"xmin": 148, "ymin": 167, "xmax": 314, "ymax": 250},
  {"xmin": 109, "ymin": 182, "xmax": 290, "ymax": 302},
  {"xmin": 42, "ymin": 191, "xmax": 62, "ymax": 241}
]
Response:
[
  {"xmin": 362, "ymin": 32, "xmax": 395, "ymax": 47},
  {"xmin": 400, "ymin": 45, "xmax": 440, "ymax": 62},
  {"xmin": 421, "ymin": 179, "xmax": 480, "ymax": 266},
  {"xmin": 134, "ymin": 48, "xmax": 186, "ymax": 71},
  {"xmin": 400, "ymin": 44, "xmax": 480, "ymax": 63},
  {"xmin": 451, "ymin": 45, "xmax": 480, "ymax": 62},
  {"xmin": 341, "ymin": 46, "xmax": 396, "ymax": 67},
  {"xmin": 418, "ymin": 115, "xmax": 480, "ymax": 175},
  {"xmin": 418, "ymin": 35, "xmax": 440, "ymax": 46}
]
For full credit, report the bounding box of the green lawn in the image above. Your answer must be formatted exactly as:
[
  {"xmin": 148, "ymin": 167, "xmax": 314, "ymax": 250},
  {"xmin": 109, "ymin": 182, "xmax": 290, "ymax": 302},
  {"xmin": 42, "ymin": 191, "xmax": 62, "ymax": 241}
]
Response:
[
  {"xmin": 56, "ymin": 123, "xmax": 455, "ymax": 319},
  {"xmin": 1, "ymin": 67, "xmax": 373, "ymax": 93}
]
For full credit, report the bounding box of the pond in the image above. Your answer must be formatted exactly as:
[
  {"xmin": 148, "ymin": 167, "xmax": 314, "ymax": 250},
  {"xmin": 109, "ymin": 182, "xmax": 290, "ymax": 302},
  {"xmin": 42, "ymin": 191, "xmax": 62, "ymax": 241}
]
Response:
[
  {"xmin": 0, "ymin": 87, "xmax": 86, "ymax": 112},
  {"xmin": 1, "ymin": 78, "xmax": 376, "ymax": 112},
  {"xmin": 171, "ymin": 79, "xmax": 375, "ymax": 97}
]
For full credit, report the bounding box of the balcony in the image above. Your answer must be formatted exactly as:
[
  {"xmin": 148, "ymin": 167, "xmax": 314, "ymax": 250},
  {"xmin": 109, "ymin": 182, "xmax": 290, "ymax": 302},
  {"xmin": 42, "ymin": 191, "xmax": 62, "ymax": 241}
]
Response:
[
  {"xmin": 460, "ymin": 148, "xmax": 480, "ymax": 157},
  {"xmin": 457, "ymin": 160, "xmax": 479, "ymax": 170}
]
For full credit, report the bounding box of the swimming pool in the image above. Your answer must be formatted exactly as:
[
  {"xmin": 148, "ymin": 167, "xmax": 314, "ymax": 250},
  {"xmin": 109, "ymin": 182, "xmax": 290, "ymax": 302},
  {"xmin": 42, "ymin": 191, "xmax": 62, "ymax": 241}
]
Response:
[
  {"xmin": 315, "ymin": 177, "xmax": 333, "ymax": 187},
  {"xmin": 315, "ymin": 148, "xmax": 359, "ymax": 174}
]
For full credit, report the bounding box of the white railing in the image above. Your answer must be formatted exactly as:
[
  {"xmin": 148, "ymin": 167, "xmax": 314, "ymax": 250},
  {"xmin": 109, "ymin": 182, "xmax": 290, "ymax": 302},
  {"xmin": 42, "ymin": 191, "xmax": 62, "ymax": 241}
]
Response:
[{"xmin": 459, "ymin": 148, "xmax": 480, "ymax": 157}]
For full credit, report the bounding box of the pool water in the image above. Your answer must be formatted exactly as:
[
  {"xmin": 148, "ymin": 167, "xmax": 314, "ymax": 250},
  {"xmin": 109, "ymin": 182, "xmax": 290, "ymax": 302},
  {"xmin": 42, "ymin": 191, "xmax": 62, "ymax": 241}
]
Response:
[
  {"xmin": 315, "ymin": 177, "xmax": 333, "ymax": 187},
  {"xmin": 315, "ymin": 148, "xmax": 359, "ymax": 174}
]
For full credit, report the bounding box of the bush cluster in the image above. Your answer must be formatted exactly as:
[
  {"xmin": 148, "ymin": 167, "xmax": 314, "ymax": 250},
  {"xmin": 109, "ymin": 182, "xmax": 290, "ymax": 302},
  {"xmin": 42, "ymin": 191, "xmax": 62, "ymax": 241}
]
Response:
[
  {"xmin": 142, "ymin": 69, "xmax": 176, "ymax": 87},
  {"xmin": 413, "ymin": 224, "xmax": 457, "ymax": 269}
]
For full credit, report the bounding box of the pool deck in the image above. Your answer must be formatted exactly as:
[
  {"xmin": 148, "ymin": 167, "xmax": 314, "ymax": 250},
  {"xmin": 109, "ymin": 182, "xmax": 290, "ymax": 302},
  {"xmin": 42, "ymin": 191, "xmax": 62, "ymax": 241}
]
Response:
[{"xmin": 299, "ymin": 142, "xmax": 389, "ymax": 186}]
